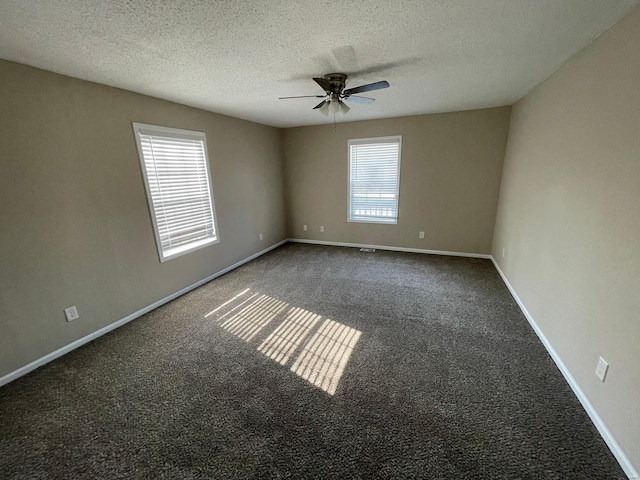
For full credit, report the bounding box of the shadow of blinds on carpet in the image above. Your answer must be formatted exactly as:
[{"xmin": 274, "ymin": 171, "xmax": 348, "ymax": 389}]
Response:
[{"xmin": 205, "ymin": 289, "xmax": 362, "ymax": 395}]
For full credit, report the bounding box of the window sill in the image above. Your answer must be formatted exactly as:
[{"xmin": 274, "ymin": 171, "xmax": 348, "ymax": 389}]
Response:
[
  {"xmin": 347, "ymin": 218, "xmax": 398, "ymax": 225},
  {"xmin": 160, "ymin": 236, "xmax": 219, "ymax": 262}
]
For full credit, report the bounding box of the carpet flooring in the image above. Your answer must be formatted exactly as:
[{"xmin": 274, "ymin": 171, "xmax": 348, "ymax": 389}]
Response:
[{"xmin": 0, "ymin": 243, "xmax": 626, "ymax": 479}]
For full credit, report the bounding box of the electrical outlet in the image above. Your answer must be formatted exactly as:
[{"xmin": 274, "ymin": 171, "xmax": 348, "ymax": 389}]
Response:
[
  {"xmin": 502, "ymin": 248, "xmax": 505, "ymax": 258},
  {"xmin": 64, "ymin": 306, "xmax": 79, "ymax": 322},
  {"xmin": 259, "ymin": 233, "xmax": 263, "ymax": 241},
  {"xmin": 595, "ymin": 357, "xmax": 609, "ymax": 382},
  {"xmin": 303, "ymin": 224, "xmax": 307, "ymax": 231},
  {"xmin": 419, "ymin": 231, "xmax": 425, "ymax": 239},
  {"xmin": 320, "ymin": 226, "xmax": 324, "ymax": 232}
]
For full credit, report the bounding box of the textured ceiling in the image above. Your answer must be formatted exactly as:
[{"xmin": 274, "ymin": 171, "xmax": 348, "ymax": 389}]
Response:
[{"xmin": 0, "ymin": 0, "xmax": 638, "ymax": 128}]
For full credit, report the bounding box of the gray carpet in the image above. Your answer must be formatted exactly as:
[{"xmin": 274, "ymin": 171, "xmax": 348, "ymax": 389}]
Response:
[{"xmin": 0, "ymin": 243, "xmax": 626, "ymax": 479}]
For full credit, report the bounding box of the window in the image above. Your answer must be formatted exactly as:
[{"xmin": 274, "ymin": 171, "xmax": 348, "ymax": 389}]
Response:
[
  {"xmin": 133, "ymin": 123, "xmax": 219, "ymax": 262},
  {"xmin": 348, "ymin": 136, "xmax": 402, "ymax": 224}
]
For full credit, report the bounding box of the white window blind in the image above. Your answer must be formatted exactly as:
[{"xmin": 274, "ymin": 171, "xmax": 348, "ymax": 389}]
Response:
[
  {"xmin": 133, "ymin": 123, "xmax": 218, "ymax": 262},
  {"xmin": 348, "ymin": 136, "xmax": 402, "ymax": 224}
]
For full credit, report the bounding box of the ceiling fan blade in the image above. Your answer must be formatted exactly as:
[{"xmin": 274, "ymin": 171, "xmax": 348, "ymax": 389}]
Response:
[
  {"xmin": 313, "ymin": 77, "xmax": 331, "ymax": 92},
  {"xmin": 344, "ymin": 95, "xmax": 375, "ymax": 105},
  {"xmin": 279, "ymin": 95, "xmax": 326, "ymax": 99},
  {"xmin": 344, "ymin": 80, "xmax": 390, "ymax": 95},
  {"xmin": 313, "ymin": 100, "xmax": 328, "ymax": 109}
]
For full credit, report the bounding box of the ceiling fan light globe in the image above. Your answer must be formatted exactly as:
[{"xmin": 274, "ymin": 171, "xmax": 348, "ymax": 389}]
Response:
[
  {"xmin": 319, "ymin": 101, "xmax": 330, "ymax": 116},
  {"xmin": 340, "ymin": 101, "xmax": 350, "ymax": 114},
  {"xmin": 329, "ymin": 99, "xmax": 340, "ymax": 114}
]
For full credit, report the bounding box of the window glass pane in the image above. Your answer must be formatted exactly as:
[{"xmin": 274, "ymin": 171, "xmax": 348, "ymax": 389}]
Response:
[
  {"xmin": 348, "ymin": 137, "xmax": 401, "ymax": 224},
  {"xmin": 133, "ymin": 124, "xmax": 218, "ymax": 261}
]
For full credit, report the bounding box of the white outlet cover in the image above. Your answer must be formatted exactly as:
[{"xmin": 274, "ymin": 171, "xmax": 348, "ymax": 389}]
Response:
[
  {"xmin": 259, "ymin": 233, "xmax": 263, "ymax": 240},
  {"xmin": 303, "ymin": 224, "xmax": 307, "ymax": 231},
  {"xmin": 320, "ymin": 226, "xmax": 324, "ymax": 232},
  {"xmin": 419, "ymin": 231, "xmax": 425, "ymax": 239},
  {"xmin": 64, "ymin": 306, "xmax": 79, "ymax": 322},
  {"xmin": 595, "ymin": 357, "xmax": 609, "ymax": 382}
]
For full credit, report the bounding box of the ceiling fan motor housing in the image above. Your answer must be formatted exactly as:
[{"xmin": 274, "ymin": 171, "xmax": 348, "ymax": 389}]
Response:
[{"xmin": 323, "ymin": 73, "xmax": 348, "ymax": 97}]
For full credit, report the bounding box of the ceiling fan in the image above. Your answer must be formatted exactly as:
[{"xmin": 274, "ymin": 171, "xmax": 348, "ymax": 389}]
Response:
[{"xmin": 279, "ymin": 73, "xmax": 390, "ymax": 116}]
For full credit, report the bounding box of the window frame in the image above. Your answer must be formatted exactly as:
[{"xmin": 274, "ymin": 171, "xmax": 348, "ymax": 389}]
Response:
[
  {"xmin": 347, "ymin": 135, "xmax": 402, "ymax": 225},
  {"xmin": 132, "ymin": 122, "xmax": 220, "ymax": 263}
]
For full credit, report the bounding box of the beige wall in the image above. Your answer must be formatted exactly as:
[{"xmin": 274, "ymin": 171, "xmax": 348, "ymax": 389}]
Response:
[
  {"xmin": 0, "ymin": 60, "xmax": 287, "ymax": 377},
  {"xmin": 492, "ymin": 6, "xmax": 640, "ymax": 471},
  {"xmin": 283, "ymin": 108, "xmax": 511, "ymax": 254}
]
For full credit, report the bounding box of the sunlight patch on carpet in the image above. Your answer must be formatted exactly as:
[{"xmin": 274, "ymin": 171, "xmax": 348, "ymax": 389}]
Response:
[
  {"xmin": 218, "ymin": 294, "xmax": 288, "ymax": 341},
  {"xmin": 258, "ymin": 307, "xmax": 321, "ymax": 365},
  {"xmin": 204, "ymin": 288, "xmax": 250, "ymax": 317},
  {"xmin": 291, "ymin": 320, "xmax": 362, "ymax": 395},
  {"xmin": 210, "ymin": 290, "xmax": 362, "ymax": 395}
]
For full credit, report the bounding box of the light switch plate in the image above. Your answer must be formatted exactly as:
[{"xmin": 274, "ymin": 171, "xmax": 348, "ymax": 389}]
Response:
[{"xmin": 595, "ymin": 357, "xmax": 608, "ymax": 382}]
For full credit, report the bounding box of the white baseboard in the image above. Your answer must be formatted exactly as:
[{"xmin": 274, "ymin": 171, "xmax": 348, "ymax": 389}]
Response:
[
  {"xmin": 288, "ymin": 238, "xmax": 491, "ymax": 259},
  {"xmin": 490, "ymin": 257, "xmax": 638, "ymax": 480},
  {"xmin": 0, "ymin": 239, "xmax": 288, "ymax": 388}
]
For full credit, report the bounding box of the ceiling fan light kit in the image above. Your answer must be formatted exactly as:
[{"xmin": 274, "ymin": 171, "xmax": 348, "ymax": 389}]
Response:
[
  {"xmin": 279, "ymin": 73, "xmax": 389, "ymax": 116},
  {"xmin": 329, "ymin": 98, "xmax": 341, "ymax": 115}
]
